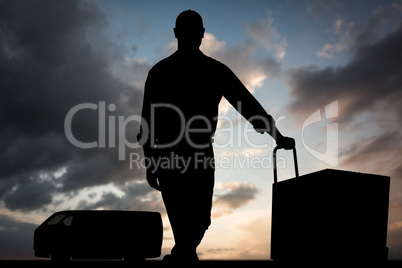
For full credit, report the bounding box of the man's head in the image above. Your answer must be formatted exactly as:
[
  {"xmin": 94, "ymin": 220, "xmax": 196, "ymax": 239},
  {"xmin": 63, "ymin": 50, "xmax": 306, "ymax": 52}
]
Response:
[{"xmin": 174, "ymin": 10, "xmax": 205, "ymax": 50}]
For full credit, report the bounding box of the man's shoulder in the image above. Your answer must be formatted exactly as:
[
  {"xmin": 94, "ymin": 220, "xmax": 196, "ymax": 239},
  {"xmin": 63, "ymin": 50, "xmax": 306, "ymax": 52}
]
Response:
[
  {"xmin": 206, "ymin": 56, "xmax": 235, "ymax": 76},
  {"xmin": 149, "ymin": 51, "xmax": 230, "ymax": 73},
  {"xmin": 149, "ymin": 55, "xmax": 173, "ymax": 73},
  {"xmin": 201, "ymin": 54, "xmax": 226, "ymax": 68}
]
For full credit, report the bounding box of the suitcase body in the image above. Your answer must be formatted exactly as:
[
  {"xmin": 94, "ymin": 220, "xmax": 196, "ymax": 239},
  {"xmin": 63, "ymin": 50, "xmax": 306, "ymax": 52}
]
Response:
[{"xmin": 270, "ymin": 147, "xmax": 390, "ymax": 262}]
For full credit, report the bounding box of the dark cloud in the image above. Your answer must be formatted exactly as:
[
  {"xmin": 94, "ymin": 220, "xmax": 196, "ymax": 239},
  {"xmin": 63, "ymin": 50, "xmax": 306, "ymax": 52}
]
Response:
[
  {"xmin": 214, "ymin": 182, "xmax": 258, "ymax": 210},
  {"xmin": 3, "ymin": 175, "xmax": 56, "ymax": 212},
  {"xmin": 287, "ymin": 24, "xmax": 402, "ymax": 125},
  {"xmin": 0, "ymin": 215, "xmax": 37, "ymax": 259},
  {"xmin": 338, "ymin": 130, "xmax": 402, "ymax": 176},
  {"xmin": 340, "ymin": 131, "xmax": 399, "ymax": 162},
  {"xmin": 0, "ymin": 0, "xmax": 150, "ymax": 211},
  {"xmin": 206, "ymin": 248, "xmax": 235, "ymax": 254},
  {"xmin": 287, "ymin": 18, "xmax": 402, "ymax": 183},
  {"xmin": 288, "ymin": 16, "xmax": 402, "ymax": 180}
]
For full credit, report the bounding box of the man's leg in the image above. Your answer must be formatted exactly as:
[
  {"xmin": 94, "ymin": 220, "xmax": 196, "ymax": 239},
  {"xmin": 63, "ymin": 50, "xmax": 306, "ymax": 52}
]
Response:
[{"xmin": 161, "ymin": 168, "xmax": 214, "ymax": 261}]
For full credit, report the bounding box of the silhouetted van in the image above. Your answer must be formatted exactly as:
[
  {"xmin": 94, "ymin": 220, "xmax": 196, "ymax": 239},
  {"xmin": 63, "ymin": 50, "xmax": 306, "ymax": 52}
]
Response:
[{"xmin": 33, "ymin": 210, "xmax": 163, "ymax": 262}]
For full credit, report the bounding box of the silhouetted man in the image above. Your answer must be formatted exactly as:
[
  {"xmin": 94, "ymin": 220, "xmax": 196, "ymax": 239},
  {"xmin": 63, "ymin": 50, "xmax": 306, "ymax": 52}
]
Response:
[{"xmin": 139, "ymin": 10, "xmax": 294, "ymax": 262}]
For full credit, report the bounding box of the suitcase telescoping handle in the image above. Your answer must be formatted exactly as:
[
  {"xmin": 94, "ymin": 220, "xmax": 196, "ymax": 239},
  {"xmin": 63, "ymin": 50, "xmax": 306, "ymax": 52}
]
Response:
[{"xmin": 273, "ymin": 145, "xmax": 299, "ymax": 184}]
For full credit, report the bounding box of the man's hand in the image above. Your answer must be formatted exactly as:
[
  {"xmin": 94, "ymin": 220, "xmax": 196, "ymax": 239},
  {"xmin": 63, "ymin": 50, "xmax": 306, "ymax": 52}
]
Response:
[
  {"xmin": 146, "ymin": 168, "xmax": 161, "ymax": 191},
  {"xmin": 276, "ymin": 135, "xmax": 295, "ymax": 150}
]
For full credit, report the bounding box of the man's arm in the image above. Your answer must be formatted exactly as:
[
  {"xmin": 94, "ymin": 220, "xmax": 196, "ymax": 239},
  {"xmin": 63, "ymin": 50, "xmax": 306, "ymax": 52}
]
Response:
[
  {"xmin": 137, "ymin": 70, "xmax": 162, "ymax": 191},
  {"xmin": 221, "ymin": 65, "xmax": 295, "ymax": 149},
  {"xmin": 138, "ymin": 71, "xmax": 153, "ymax": 158}
]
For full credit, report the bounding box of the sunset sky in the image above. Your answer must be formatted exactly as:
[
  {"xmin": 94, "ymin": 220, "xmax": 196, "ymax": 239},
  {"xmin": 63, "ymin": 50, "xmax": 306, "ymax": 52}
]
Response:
[{"xmin": 0, "ymin": 0, "xmax": 402, "ymax": 260}]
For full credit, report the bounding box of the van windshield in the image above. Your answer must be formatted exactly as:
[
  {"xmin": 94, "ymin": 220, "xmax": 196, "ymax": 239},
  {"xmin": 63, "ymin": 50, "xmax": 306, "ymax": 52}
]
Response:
[
  {"xmin": 47, "ymin": 214, "xmax": 65, "ymax": 225},
  {"xmin": 62, "ymin": 215, "xmax": 73, "ymax": 226}
]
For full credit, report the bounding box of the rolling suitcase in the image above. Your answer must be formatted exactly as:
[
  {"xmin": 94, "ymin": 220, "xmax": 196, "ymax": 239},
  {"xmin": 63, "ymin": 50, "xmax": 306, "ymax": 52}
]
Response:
[{"xmin": 270, "ymin": 146, "xmax": 390, "ymax": 262}]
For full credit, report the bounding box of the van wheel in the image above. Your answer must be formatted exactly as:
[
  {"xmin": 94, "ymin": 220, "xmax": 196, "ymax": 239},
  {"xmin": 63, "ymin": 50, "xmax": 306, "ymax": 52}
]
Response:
[{"xmin": 51, "ymin": 251, "xmax": 71, "ymax": 262}]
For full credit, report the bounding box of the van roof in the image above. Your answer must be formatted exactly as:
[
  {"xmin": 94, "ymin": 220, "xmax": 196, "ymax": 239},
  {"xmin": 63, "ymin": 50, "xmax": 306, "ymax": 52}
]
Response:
[{"xmin": 52, "ymin": 210, "xmax": 159, "ymax": 215}]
